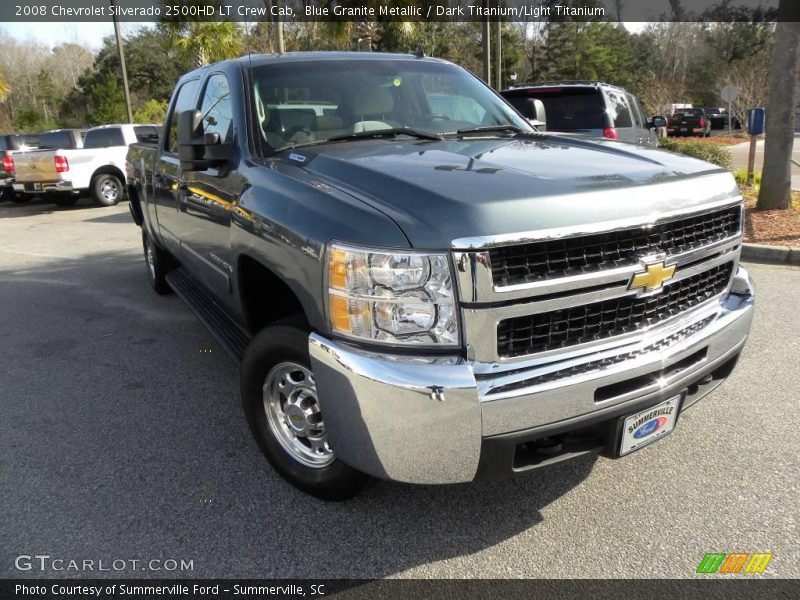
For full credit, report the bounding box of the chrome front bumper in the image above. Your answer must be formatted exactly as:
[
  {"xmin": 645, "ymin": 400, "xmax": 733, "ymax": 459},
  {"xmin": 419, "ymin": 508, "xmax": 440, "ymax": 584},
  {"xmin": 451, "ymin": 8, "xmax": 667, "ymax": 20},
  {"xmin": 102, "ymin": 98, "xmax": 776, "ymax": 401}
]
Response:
[{"xmin": 309, "ymin": 267, "xmax": 755, "ymax": 484}]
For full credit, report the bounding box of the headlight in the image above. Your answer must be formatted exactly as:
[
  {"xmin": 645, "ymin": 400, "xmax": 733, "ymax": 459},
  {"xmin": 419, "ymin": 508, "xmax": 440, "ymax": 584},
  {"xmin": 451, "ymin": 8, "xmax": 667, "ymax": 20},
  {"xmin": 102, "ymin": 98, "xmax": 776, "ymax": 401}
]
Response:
[{"xmin": 327, "ymin": 243, "xmax": 459, "ymax": 347}]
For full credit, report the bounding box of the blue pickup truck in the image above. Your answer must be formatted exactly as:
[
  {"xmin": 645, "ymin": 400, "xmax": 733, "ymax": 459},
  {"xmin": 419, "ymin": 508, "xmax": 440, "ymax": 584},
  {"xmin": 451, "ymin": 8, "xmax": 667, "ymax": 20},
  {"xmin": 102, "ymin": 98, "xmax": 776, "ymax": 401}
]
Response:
[{"xmin": 127, "ymin": 52, "xmax": 754, "ymax": 500}]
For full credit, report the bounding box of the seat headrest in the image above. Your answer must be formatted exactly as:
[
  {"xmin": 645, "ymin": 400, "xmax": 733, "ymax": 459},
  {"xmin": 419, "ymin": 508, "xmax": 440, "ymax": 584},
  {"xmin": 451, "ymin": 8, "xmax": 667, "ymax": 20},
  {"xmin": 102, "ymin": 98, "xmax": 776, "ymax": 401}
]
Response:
[
  {"xmin": 352, "ymin": 88, "xmax": 394, "ymax": 118},
  {"xmin": 315, "ymin": 115, "xmax": 344, "ymax": 130}
]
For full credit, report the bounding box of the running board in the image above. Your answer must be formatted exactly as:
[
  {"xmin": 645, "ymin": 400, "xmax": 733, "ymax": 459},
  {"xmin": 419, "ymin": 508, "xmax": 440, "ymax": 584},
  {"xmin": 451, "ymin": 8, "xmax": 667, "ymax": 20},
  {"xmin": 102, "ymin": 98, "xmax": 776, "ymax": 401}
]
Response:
[{"xmin": 166, "ymin": 268, "xmax": 251, "ymax": 363}]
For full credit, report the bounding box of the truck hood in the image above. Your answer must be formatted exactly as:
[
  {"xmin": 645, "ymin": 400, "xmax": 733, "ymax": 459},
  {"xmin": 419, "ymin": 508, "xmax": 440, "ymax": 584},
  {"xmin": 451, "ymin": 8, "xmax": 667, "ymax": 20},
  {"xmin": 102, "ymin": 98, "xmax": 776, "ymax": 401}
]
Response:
[{"xmin": 296, "ymin": 135, "xmax": 739, "ymax": 249}]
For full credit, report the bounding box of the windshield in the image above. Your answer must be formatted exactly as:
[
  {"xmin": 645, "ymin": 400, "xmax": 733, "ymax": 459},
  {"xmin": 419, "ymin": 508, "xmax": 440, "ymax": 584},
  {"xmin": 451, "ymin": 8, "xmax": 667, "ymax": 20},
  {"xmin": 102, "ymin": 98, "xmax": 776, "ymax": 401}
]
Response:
[{"xmin": 250, "ymin": 58, "xmax": 532, "ymax": 152}]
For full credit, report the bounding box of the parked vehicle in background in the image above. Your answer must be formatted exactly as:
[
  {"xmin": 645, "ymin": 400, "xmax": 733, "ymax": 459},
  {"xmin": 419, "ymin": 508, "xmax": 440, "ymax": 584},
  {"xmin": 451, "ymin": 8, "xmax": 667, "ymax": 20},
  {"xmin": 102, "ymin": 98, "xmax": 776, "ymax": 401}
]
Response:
[
  {"xmin": 12, "ymin": 124, "xmax": 160, "ymax": 207},
  {"xmin": 500, "ymin": 82, "xmax": 663, "ymax": 146},
  {"xmin": 705, "ymin": 108, "xmax": 741, "ymax": 131},
  {"xmin": 128, "ymin": 53, "xmax": 753, "ymax": 500},
  {"xmin": 0, "ymin": 133, "xmax": 40, "ymax": 203},
  {"xmin": 667, "ymin": 108, "xmax": 711, "ymax": 137}
]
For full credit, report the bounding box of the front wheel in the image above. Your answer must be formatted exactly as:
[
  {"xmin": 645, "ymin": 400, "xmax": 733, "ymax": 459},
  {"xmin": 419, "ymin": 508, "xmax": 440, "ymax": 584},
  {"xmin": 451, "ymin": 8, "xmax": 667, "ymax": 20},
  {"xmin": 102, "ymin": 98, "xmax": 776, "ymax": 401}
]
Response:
[
  {"xmin": 92, "ymin": 174, "xmax": 123, "ymax": 206},
  {"xmin": 241, "ymin": 325, "xmax": 367, "ymax": 501}
]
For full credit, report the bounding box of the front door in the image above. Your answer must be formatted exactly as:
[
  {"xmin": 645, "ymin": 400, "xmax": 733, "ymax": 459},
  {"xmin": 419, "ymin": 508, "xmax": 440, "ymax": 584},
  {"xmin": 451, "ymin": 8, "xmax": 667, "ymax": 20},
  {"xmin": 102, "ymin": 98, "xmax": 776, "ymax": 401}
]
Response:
[{"xmin": 177, "ymin": 72, "xmax": 239, "ymax": 302}]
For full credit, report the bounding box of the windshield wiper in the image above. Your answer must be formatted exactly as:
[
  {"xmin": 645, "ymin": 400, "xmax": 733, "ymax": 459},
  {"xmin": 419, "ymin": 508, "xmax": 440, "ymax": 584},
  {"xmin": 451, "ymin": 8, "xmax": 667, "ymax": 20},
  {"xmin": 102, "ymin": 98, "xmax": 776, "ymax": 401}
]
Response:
[
  {"xmin": 325, "ymin": 128, "xmax": 443, "ymax": 142},
  {"xmin": 453, "ymin": 124, "xmax": 525, "ymax": 136},
  {"xmin": 278, "ymin": 128, "xmax": 442, "ymax": 153}
]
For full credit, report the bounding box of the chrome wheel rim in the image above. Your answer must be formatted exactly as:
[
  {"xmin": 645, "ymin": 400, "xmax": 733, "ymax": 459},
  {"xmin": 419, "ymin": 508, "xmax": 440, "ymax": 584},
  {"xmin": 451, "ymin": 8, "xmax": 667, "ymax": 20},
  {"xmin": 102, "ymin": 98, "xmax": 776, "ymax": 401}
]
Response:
[
  {"xmin": 263, "ymin": 362, "xmax": 334, "ymax": 468},
  {"xmin": 101, "ymin": 180, "xmax": 119, "ymax": 202}
]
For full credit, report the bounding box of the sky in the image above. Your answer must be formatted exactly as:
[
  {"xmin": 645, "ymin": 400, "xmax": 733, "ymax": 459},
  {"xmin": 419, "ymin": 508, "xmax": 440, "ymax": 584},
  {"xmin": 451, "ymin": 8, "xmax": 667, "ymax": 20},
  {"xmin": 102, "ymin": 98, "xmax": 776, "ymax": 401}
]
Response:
[
  {"xmin": 0, "ymin": 21, "xmax": 147, "ymax": 50},
  {"xmin": 0, "ymin": 20, "xmax": 650, "ymax": 52}
]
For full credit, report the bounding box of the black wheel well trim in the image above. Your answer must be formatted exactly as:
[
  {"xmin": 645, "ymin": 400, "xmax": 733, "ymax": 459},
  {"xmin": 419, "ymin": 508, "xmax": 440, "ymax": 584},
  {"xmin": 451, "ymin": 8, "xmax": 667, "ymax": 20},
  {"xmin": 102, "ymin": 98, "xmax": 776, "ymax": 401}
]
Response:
[{"xmin": 237, "ymin": 254, "xmax": 312, "ymax": 335}]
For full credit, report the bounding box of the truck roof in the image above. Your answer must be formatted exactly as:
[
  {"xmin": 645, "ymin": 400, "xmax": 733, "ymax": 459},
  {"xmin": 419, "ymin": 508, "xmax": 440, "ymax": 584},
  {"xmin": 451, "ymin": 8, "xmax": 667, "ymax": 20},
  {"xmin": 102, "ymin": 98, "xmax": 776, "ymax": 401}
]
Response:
[{"xmin": 179, "ymin": 51, "xmax": 448, "ymax": 79}]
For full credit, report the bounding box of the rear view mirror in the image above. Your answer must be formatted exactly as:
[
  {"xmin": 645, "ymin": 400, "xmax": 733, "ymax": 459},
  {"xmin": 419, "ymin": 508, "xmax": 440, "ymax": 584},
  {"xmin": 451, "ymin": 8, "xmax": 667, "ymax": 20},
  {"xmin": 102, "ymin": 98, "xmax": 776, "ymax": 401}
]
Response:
[
  {"xmin": 650, "ymin": 115, "xmax": 667, "ymax": 129},
  {"xmin": 523, "ymin": 98, "xmax": 547, "ymax": 130}
]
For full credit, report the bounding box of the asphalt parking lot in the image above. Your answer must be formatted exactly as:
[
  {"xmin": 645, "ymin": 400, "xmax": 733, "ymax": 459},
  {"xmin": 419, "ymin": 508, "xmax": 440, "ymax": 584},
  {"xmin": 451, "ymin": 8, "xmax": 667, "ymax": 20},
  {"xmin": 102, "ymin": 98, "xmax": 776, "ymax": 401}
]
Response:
[{"xmin": 1, "ymin": 197, "xmax": 798, "ymax": 579}]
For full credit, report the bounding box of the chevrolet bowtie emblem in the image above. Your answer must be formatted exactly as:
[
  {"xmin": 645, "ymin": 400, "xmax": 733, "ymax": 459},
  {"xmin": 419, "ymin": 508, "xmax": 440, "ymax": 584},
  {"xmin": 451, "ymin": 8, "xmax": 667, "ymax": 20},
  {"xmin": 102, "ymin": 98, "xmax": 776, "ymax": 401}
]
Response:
[{"xmin": 629, "ymin": 261, "xmax": 676, "ymax": 292}]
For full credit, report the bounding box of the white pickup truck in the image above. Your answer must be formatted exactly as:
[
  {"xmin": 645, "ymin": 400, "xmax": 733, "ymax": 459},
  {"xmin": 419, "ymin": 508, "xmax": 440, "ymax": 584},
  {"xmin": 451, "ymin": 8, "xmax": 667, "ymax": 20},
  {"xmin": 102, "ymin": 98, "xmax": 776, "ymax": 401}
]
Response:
[{"xmin": 12, "ymin": 123, "xmax": 160, "ymax": 207}]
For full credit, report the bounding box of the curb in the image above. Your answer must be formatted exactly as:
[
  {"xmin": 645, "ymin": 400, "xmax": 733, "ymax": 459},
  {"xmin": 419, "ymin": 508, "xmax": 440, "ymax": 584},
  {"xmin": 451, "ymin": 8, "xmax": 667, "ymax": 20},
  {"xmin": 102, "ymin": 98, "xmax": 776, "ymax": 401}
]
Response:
[{"xmin": 741, "ymin": 243, "xmax": 800, "ymax": 265}]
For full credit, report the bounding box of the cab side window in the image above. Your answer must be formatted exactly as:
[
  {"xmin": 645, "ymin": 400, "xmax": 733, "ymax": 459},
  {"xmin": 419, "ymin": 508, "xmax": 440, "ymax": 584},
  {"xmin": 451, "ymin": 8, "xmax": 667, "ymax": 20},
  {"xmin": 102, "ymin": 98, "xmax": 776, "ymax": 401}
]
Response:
[
  {"xmin": 166, "ymin": 79, "xmax": 200, "ymax": 155},
  {"xmin": 199, "ymin": 74, "xmax": 234, "ymax": 144}
]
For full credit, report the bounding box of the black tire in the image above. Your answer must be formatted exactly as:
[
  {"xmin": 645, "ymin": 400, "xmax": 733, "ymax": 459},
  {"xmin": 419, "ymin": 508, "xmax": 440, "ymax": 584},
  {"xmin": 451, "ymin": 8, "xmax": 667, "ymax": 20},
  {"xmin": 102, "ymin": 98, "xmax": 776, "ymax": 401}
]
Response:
[
  {"xmin": 142, "ymin": 230, "xmax": 173, "ymax": 295},
  {"xmin": 92, "ymin": 173, "xmax": 123, "ymax": 206},
  {"xmin": 241, "ymin": 325, "xmax": 367, "ymax": 501},
  {"xmin": 10, "ymin": 194, "xmax": 30, "ymax": 204},
  {"xmin": 51, "ymin": 193, "xmax": 79, "ymax": 207}
]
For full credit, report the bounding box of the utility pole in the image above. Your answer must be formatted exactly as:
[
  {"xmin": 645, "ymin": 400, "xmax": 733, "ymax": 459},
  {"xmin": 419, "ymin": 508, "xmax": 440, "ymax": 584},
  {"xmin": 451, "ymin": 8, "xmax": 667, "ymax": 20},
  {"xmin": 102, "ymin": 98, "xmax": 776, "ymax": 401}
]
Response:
[
  {"xmin": 481, "ymin": 15, "xmax": 491, "ymax": 84},
  {"xmin": 109, "ymin": 0, "xmax": 133, "ymax": 123},
  {"xmin": 494, "ymin": 20, "xmax": 502, "ymax": 89}
]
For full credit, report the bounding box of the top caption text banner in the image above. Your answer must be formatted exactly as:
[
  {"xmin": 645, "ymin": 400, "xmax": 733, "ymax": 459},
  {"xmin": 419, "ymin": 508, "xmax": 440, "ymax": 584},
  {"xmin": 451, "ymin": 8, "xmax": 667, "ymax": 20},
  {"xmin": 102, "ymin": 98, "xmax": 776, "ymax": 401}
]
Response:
[{"xmin": 4, "ymin": 0, "xmax": 796, "ymax": 23}]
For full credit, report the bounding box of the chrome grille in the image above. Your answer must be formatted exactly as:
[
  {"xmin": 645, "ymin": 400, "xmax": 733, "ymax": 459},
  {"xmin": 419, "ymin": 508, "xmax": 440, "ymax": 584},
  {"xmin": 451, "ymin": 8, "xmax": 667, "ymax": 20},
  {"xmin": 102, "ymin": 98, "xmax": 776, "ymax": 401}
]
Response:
[
  {"xmin": 496, "ymin": 262, "xmax": 734, "ymax": 358},
  {"xmin": 488, "ymin": 205, "xmax": 741, "ymax": 287},
  {"xmin": 489, "ymin": 315, "xmax": 715, "ymax": 394}
]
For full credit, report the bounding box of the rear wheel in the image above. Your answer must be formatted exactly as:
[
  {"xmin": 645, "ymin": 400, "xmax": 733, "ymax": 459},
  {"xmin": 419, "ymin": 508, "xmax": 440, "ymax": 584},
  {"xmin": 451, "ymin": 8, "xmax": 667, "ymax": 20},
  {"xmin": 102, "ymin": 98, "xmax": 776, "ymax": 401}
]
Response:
[
  {"xmin": 142, "ymin": 230, "xmax": 173, "ymax": 295},
  {"xmin": 92, "ymin": 174, "xmax": 123, "ymax": 206},
  {"xmin": 241, "ymin": 325, "xmax": 367, "ymax": 501}
]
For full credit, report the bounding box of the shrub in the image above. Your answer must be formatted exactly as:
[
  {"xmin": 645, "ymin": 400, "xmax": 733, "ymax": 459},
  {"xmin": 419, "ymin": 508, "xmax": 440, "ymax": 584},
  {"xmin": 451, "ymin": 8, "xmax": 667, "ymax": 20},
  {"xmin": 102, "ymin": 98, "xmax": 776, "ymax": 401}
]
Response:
[
  {"xmin": 734, "ymin": 169, "xmax": 762, "ymax": 186},
  {"xmin": 658, "ymin": 137, "xmax": 733, "ymax": 170}
]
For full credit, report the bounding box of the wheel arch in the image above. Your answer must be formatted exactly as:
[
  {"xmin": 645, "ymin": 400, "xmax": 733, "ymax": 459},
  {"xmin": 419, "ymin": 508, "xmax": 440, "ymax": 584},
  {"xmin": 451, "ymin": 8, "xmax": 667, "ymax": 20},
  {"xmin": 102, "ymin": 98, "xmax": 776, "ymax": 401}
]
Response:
[
  {"xmin": 237, "ymin": 254, "xmax": 313, "ymax": 335},
  {"xmin": 90, "ymin": 165, "xmax": 126, "ymax": 188}
]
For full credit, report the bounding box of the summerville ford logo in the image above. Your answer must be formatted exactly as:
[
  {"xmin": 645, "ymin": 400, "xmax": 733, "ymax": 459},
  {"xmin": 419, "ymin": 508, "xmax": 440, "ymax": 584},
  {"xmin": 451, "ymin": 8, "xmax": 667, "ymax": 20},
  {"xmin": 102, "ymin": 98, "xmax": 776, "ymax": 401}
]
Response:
[{"xmin": 627, "ymin": 405, "xmax": 675, "ymax": 438}]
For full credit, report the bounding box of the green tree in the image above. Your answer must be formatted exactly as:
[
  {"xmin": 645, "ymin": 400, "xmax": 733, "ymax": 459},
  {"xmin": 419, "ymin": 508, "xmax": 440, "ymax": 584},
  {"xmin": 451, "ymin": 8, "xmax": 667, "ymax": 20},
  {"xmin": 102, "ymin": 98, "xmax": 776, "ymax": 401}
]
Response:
[
  {"xmin": 15, "ymin": 107, "xmax": 56, "ymax": 132},
  {"xmin": 88, "ymin": 73, "xmax": 127, "ymax": 125},
  {"xmin": 133, "ymin": 99, "xmax": 169, "ymax": 124},
  {"xmin": 160, "ymin": 21, "xmax": 243, "ymax": 67},
  {"xmin": 36, "ymin": 69, "xmax": 59, "ymax": 122}
]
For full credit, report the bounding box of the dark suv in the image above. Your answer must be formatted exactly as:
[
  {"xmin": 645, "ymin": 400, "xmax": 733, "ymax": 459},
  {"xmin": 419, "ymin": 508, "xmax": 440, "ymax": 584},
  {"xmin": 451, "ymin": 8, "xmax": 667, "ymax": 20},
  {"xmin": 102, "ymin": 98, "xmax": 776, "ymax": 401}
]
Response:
[{"xmin": 501, "ymin": 82, "xmax": 663, "ymax": 146}]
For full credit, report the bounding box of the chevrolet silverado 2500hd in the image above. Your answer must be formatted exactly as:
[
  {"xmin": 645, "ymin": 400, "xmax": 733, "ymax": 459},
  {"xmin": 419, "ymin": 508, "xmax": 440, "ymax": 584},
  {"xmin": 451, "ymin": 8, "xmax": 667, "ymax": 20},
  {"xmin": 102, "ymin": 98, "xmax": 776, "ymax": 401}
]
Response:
[{"xmin": 127, "ymin": 53, "xmax": 754, "ymax": 500}]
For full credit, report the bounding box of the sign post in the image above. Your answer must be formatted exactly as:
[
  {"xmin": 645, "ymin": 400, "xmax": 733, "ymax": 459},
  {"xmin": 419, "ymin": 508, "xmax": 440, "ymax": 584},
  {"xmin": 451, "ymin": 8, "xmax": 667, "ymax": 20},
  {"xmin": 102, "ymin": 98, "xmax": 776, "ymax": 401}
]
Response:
[
  {"xmin": 721, "ymin": 85, "xmax": 739, "ymax": 137},
  {"xmin": 746, "ymin": 107, "xmax": 766, "ymax": 185}
]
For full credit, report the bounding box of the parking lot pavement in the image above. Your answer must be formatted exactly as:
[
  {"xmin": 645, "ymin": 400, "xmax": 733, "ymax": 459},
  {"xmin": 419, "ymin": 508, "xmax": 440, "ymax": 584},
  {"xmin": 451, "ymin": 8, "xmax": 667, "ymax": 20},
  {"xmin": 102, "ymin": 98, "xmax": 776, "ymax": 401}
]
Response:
[{"xmin": 1, "ymin": 197, "xmax": 798, "ymax": 579}]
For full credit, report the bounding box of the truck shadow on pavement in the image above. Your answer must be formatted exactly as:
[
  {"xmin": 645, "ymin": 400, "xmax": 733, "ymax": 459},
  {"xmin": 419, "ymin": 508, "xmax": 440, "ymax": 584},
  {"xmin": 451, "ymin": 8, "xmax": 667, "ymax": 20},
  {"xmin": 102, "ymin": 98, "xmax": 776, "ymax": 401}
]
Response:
[
  {"xmin": 0, "ymin": 195, "xmax": 114, "ymax": 218},
  {"xmin": 0, "ymin": 248, "xmax": 598, "ymax": 579}
]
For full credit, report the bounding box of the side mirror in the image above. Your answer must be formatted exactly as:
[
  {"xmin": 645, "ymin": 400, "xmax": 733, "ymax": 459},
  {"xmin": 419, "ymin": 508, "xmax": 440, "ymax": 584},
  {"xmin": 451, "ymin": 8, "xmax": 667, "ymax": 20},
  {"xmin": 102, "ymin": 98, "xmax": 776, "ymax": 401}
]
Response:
[
  {"xmin": 523, "ymin": 98, "xmax": 547, "ymax": 130},
  {"xmin": 177, "ymin": 110, "xmax": 233, "ymax": 171},
  {"xmin": 177, "ymin": 110, "xmax": 208, "ymax": 171},
  {"xmin": 650, "ymin": 115, "xmax": 667, "ymax": 129}
]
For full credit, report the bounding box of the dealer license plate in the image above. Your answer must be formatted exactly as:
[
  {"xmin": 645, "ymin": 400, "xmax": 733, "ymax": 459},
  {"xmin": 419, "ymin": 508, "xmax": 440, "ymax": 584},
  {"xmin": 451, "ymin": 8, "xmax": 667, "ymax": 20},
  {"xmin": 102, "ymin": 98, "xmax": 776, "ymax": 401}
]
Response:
[{"xmin": 619, "ymin": 395, "xmax": 681, "ymax": 456}]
